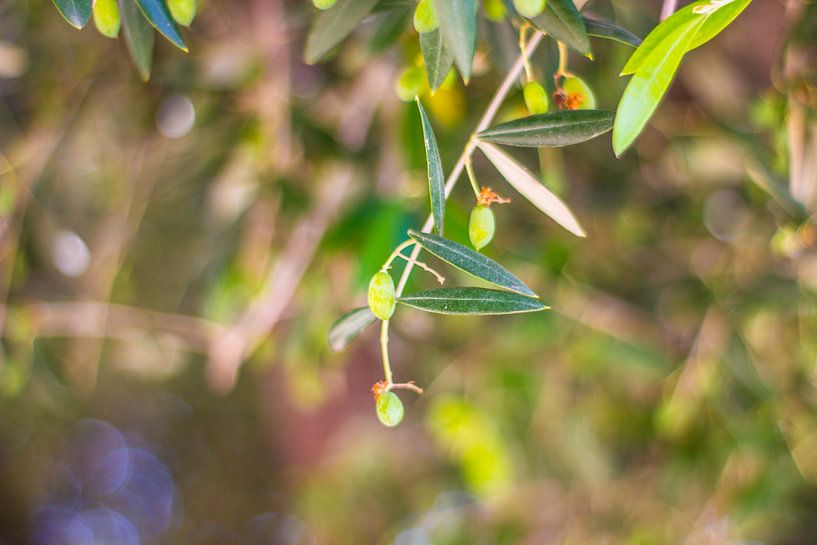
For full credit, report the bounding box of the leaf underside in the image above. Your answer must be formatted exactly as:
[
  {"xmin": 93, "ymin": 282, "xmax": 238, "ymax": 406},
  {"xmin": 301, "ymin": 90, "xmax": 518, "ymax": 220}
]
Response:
[
  {"xmin": 328, "ymin": 307, "xmax": 377, "ymax": 352},
  {"xmin": 399, "ymin": 287, "xmax": 548, "ymax": 315},
  {"xmin": 433, "ymin": 0, "xmax": 476, "ymax": 81}
]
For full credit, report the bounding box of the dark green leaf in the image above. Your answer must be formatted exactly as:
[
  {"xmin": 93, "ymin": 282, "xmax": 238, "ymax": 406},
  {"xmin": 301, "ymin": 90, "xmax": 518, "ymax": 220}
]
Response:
[
  {"xmin": 419, "ymin": 29, "xmax": 454, "ymax": 91},
  {"xmin": 120, "ymin": 0, "xmax": 154, "ymax": 81},
  {"xmin": 583, "ymin": 17, "xmax": 641, "ymax": 47},
  {"xmin": 134, "ymin": 0, "xmax": 187, "ymax": 51},
  {"xmin": 530, "ymin": 0, "xmax": 590, "ymax": 55},
  {"xmin": 408, "ymin": 230, "xmax": 538, "ymax": 297},
  {"xmin": 304, "ymin": 0, "xmax": 380, "ymax": 65},
  {"xmin": 416, "ymin": 100, "xmax": 446, "ymax": 236},
  {"xmin": 328, "ymin": 307, "xmax": 377, "ymax": 352},
  {"xmin": 399, "ymin": 287, "xmax": 547, "ymax": 315},
  {"xmin": 478, "ymin": 110, "xmax": 614, "ymax": 147},
  {"xmin": 433, "ymin": 0, "xmax": 476, "ymax": 82},
  {"xmin": 52, "ymin": 0, "xmax": 92, "ymax": 29}
]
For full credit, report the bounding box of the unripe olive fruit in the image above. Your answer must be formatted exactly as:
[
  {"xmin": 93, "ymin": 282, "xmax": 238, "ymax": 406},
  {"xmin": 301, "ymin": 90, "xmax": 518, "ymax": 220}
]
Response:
[
  {"xmin": 523, "ymin": 81, "xmax": 549, "ymax": 115},
  {"xmin": 312, "ymin": 0, "xmax": 337, "ymax": 10},
  {"xmin": 469, "ymin": 205, "xmax": 496, "ymax": 251},
  {"xmin": 93, "ymin": 0, "xmax": 121, "ymax": 39},
  {"xmin": 368, "ymin": 271, "xmax": 396, "ymax": 321},
  {"xmin": 167, "ymin": 0, "xmax": 197, "ymax": 26},
  {"xmin": 483, "ymin": 0, "xmax": 507, "ymax": 22},
  {"xmin": 395, "ymin": 67, "xmax": 425, "ymax": 102},
  {"xmin": 513, "ymin": 0, "xmax": 546, "ymax": 18},
  {"xmin": 413, "ymin": 0, "xmax": 438, "ymax": 33},
  {"xmin": 562, "ymin": 76, "xmax": 596, "ymax": 110},
  {"xmin": 376, "ymin": 391, "xmax": 404, "ymax": 427}
]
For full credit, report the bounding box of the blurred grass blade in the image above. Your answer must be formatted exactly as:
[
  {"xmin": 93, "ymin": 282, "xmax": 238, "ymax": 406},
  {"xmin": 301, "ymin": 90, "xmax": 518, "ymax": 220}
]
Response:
[
  {"xmin": 399, "ymin": 287, "xmax": 547, "ymax": 315},
  {"xmin": 531, "ymin": 0, "xmax": 590, "ymax": 55},
  {"xmin": 613, "ymin": 16, "xmax": 706, "ymax": 156},
  {"xmin": 328, "ymin": 307, "xmax": 377, "ymax": 352},
  {"xmin": 52, "ymin": 0, "xmax": 92, "ymax": 29},
  {"xmin": 419, "ymin": 29, "xmax": 454, "ymax": 91},
  {"xmin": 477, "ymin": 142, "xmax": 586, "ymax": 237},
  {"xmin": 135, "ymin": 0, "xmax": 187, "ymax": 51},
  {"xmin": 408, "ymin": 230, "xmax": 538, "ymax": 297},
  {"xmin": 417, "ymin": 99, "xmax": 445, "ymax": 235},
  {"xmin": 478, "ymin": 110, "xmax": 614, "ymax": 148},
  {"xmin": 433, "ymin": 0, "xmax": 476, "ymax": 82},
  {"xmin": 304, "ymin": 0, "xmax": 380, "ymax": 64},
  {"xmin": 120, "ymin": 0, "xmax": 154, "ymax": 81},
  {"xmin": 583, "ymin": 17, "xmax": 641, "ymax": 47}
]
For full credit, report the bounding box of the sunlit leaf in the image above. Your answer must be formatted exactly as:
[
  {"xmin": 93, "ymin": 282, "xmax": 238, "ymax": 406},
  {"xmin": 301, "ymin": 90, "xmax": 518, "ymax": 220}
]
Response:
[
  {"xmin": 52, "ymin": 0, "xmax": 92, "ymax": 29},
  {"xmin": 399, "ymin": 287, "xmax": 547, "ymax": 315},
  {"xmin": 477, "ymin": 110, "xmax": 614, "ymax": 148},
  {"xmin": 328, "ymin": 307, "xmax": 377, "ymax": 352},
  {"xmin": 433, "ymin": 0, "xmax": 476, "ymax": 82},
  {"xmin": 530, "ymin": 0, "xmax": 590, "ymax": 55},
  {"xmin": 419, "ymin": 29, "xmax": 454, "ymax": 91},
  {"xmin": 583, "ymin": 16, "xmax": 641, "ymax": 47},
  {"xmin": 687, "ymin": 0, "xmax": 752, "ymax": 50},
  {"xmin": 476, "ymin": 142, "xmax": 586, "ymax": 237},
  {"xmin": 417, "ymin": 100, "xmax": 446, "ymax": 235},
  {"xmin": 120, "ymin": 0, "xmax": 154, "ymax": 81},
  {"xmin": 408, "ymin": 230, "xmax": 538, "ymax": 297},
  {"xmin": 135, "ymin": 0, "xmax": 186, "ymax": 50},
  {"xmin": 304, "ymin": 0, "xmax": 380, "ymax": 64}
]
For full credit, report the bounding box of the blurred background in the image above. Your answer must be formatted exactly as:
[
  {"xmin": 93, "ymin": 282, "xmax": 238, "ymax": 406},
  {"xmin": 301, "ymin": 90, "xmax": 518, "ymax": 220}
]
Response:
[{"xmin": 1, "ymin": 0, "xmax": 817, "ymax": 543}]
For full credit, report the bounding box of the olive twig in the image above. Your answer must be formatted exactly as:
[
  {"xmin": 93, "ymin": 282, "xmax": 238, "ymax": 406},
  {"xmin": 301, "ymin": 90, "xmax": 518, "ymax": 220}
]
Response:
[
  {"xmin": 380, "ymin": 319, "xmax": 394, "ymax": 385},
  {"xmin": 465, "ymin": 156, "xmax": 482, "ymax": 199},
  {"xmin": 382, "ymin": 239, "xmax": 417, "ymax": 270},
  {"xmin": 554, "ymin": 42, "xmax": 572, "ymax": 80},
  {"xmin": 518, "ymin": 22, "xmax": 534, "ymax": 82},
  {"xmin": 392, "ymin": 251, "xmax": 445, "ymax": 285}
]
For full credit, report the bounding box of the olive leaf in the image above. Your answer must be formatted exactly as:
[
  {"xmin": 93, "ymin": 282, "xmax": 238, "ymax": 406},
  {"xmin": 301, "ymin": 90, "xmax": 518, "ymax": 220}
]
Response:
[
  {"xmin": 304, "ymin": 0, "xmax": 380, "ymax": 65},
  {"xmin": 52, "ymin": 0, "xmax": 92, "ymax": 29},
  {"xmin": 328, "ymin": 307, "xmax": 377, "ymax": 352},
  {"xmin": 416, "ymin": 99, "xmax": 446, "ymax": 236},
  {"xmin": 530, "ymin": 0, "xmax": 590, "ymax": 56},
  {"xmin": 135, "ymin": 0, "xmax": 187, "ymax": 51},
  {"xmin": 419, "ymin": 29, "xmax": 454, "ymax": 91},
  {"xmin": 476, "ymin": 142, "xmax": 586, "ymax": 237},
  {"xmin": 408, "ymin": 230, "xmax": 538, "ymax": 297},
  {"xmin": 433, "ymin": 0, "xmax": 476, "ymax": 82},
  {"xmin": 120, "ymin": 0, "xmax": 155, "ymax": 81},
  {"xmin": 477, "ymin": 110, "xmax": 614, "ymax": 148},
  {"xmin": 583, "ymin": 17, "xmax": 642, "ymax": 48},
  {"xmin": 399, "ymin": 287, "xmax": 548, "ymax": 315}
]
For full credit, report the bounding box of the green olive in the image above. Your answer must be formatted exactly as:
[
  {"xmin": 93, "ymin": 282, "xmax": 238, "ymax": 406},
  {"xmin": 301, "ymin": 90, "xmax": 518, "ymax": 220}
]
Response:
[
  {"xmin": 376, "ymin": 391, "xmax": 404, "ymax": 427},
  {"xmin": 469, "ymin": 205, "xmax": 496, "ymax": 251},
  {"xmin": 312, "ymin": 0, "xmax": 337, "ymax": 10},
  {"xmin": 395, "ymin": 67, "xmax": 425, "ymax": 102},
  {"xmin": 368, "ymin": 271, "xmax": 396, "ymax": 320},
  {"xmin": 92, "ymin": 0, "xmax": 121, "ymax": 39},
  {"xmin": 413, "ymin": 0, "xmax": 438, "ymax": 33},
  {"xmin": 482, "ymin": 0, "xmax": 507, "ymax": 22},
  {"xmin": 513, "ymin": 0, "xmax": 546, "ymax": 18},
  {"xmin": 562, "ymin": 76, "xmax": 596, "ymax": 110},
  {"xmin": 523, "ymin": 81, "xmax": 549, "ymax": 115},
  {"xmin": 167, "ymin": 0, "xmax": 197, "ymax": 26}
]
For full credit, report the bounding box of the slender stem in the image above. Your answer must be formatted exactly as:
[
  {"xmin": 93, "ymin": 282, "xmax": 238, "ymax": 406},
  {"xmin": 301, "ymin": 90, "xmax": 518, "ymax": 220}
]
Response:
[
  {"xmin": 465, "ymin": 156, "xmax": 481, "ymax": 199},
  {"xmin": 393, "ymin": 251, "xmax": 445, "ymax": 284},
  {"xmin": 518, "ymin": 23, "xmax": 534, "ymax": 82},
  {"xmin": 383, "ymin": 239, "xmax": 416, "ymax": 270},
  {"xmin": 380, "ymin": 319, "xmax": 393, "ymax": 384},
  {"xmin": 556, "ymin": 42, "xmax": 571, "ymax": 79},
  {"xmin": 394, "ymin": 31, "xmax": 544, "ymax": 297}
]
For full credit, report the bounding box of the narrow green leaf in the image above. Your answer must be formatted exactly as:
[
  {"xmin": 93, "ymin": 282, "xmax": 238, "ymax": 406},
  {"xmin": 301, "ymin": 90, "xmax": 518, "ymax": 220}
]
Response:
[
  {"xmin": 419, "ymin": 29, "xmax": 454, "ymax": 91},
  {"xmin": 530, "ymin": 0, "xmax": 590, "ymax": 55},
  {"xmin": 416, "ymin": 100, "xmax": 446, "ymax": 236},
  {"xmin": 612, "ymin": 16, "xmax": 706, "ymax": 156},
  {"xmin": 134, "ymin": 0, "xmax": 187, "ymax": 51},
  {"xmin": 328, "ymin": 307, "xmax": 377, "ymax": 352},
  {"xmin": 304, "ymin": 0, "xmax": 380, "ymax": 65},
  {"xmin": 120, "ymin": 0, "xmax": 154, "ymax": 81},
  {"xmin": 399, "ymin": 287, "xmax": 547, "ymax": 315},
  {"xmin": 52, "ymin": 0, "xmax": 92, "ymax": 29},
  {"xmin": 476, "ymin": 142, "xmax": 586, "ymax": 237},
  {"xmin": 583, "ymin": 16, "xmax": 641, "ymax": 47},
  {"xmin": 408, "ymin": 230, "xmax": 538, "ymax": 297},
  {"xmin": 433, "ymin": 0, "xmax": 476, "ymax": 82},
  {"xmin": 477, "ymin": 110, "xmax": 614, "ymax": 148}
]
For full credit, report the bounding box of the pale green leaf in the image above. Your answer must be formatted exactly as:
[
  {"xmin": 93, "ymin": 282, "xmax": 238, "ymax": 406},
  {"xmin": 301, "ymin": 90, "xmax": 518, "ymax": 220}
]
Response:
[{"xmin": 433, "ymin": 0, "xmax": 476, "ymax": 82}]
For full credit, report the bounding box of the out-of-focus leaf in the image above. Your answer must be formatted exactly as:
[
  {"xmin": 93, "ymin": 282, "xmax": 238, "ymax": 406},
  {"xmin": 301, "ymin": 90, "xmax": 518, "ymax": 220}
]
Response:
[
  {"xmin": 120, "ymin": 0, "xmax": 154, "ymax": 81},
  {"xmin": 416, "ymin": 100, "xmax": 446, "ymax": 235},
  {"xmin": 369, "ymin": 7, "xmax": 410, "ymax": 54},
  {"xmin": 408, "ymin": 230, "xmax": 538, "ymax": 297},
  {"xmin": 433, "ymin": 0, "xmax": 476, "ymax": 82},
  {"xmin": 52, "ymin": 0, "xmax": 92, "ymax": 29},
  {"xmin": 304, "ymin": 0, "xmax": 380, "ymax": 65},
  {"xmin": 328, "ymin": 307, "xmax": 377, "ymax": 352},
  {"xmin": 583, "ymin": 16, "xmax": 641, "ymax": 47},
  {"xmin": 373, "ymin": 0, "xmax": 412, "ymax": 12},
  {"xmin": 530, "ymin": 0, "xmax": 590, "ymax": 55},
  {"xmin": 477, "ymin": 110, "xmax": 614, "ymax": 147},
  {"xmin": 613, "ymin": 16, "xmax": 705, "ymax": 156},
  {"xmin": 419, "ymin": 29, "xmax": 454, "ymax": 91},
  {"xmin": 399, "ymin": 287, "xmax": 547, "ymax": 315},
  {"xmin": 135, "ymin": 0, "xmax": 187, "ymax": 50},
  {"xmin": 476, "ymin": 142, "xmax": 586, "ymax": 237}
]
